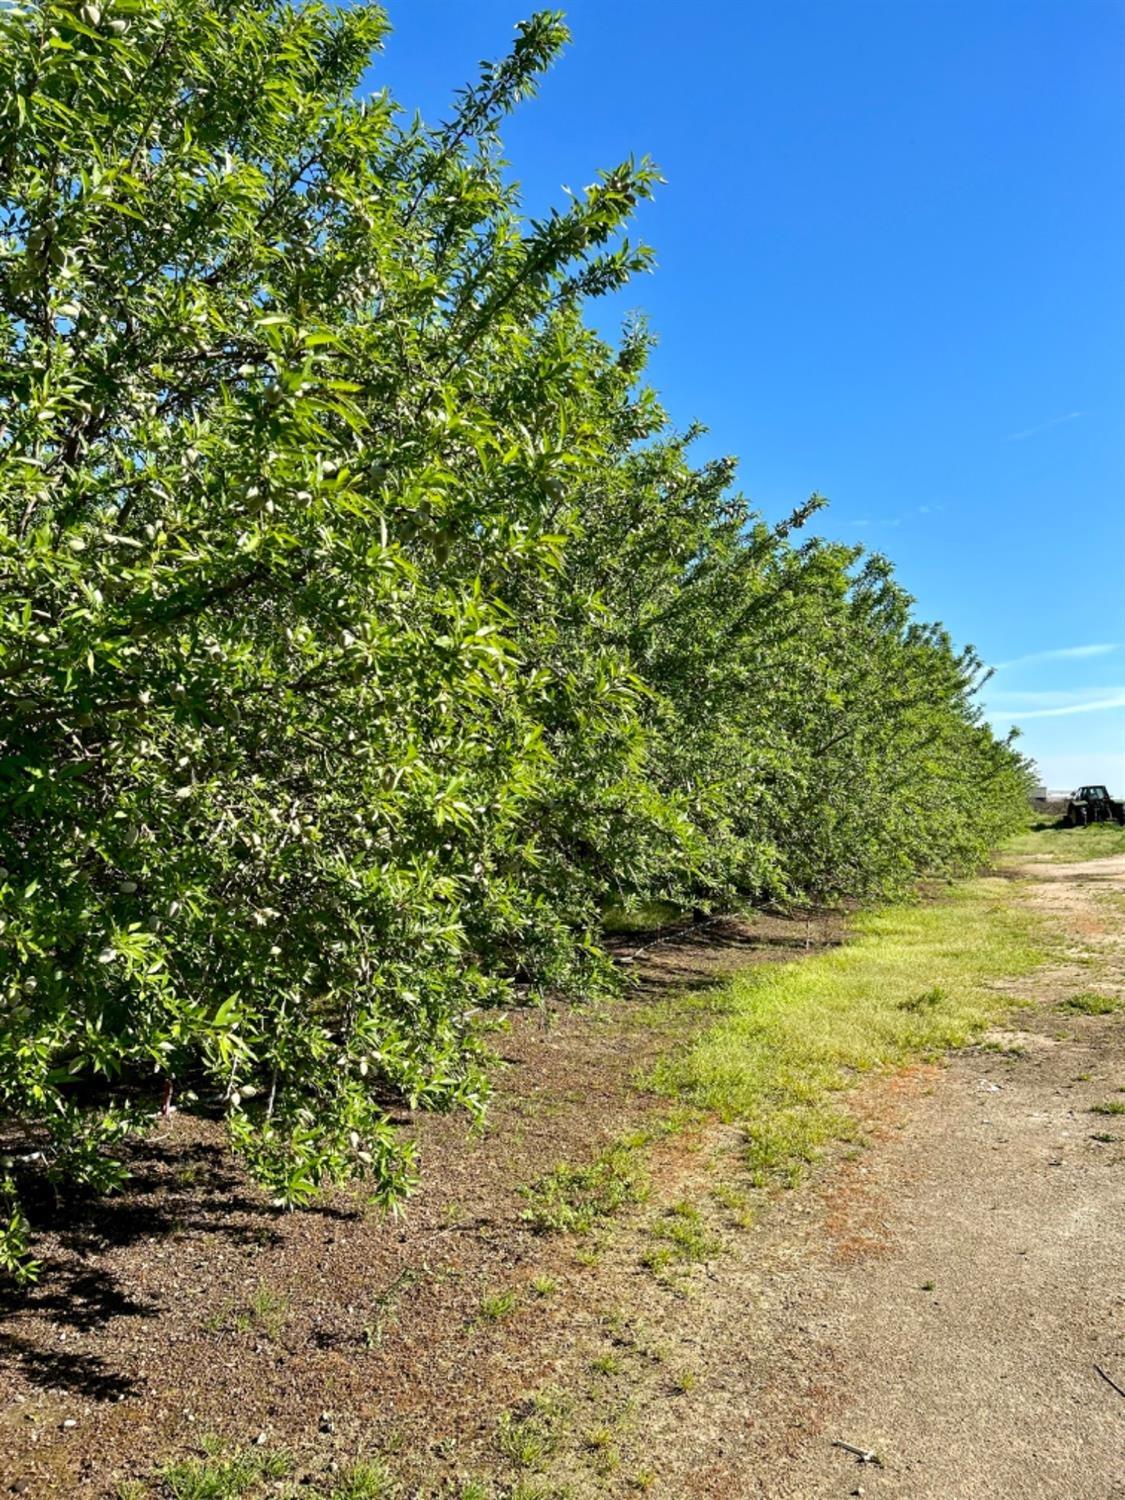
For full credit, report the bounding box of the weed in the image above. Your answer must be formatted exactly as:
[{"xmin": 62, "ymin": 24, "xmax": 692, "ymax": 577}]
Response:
[
  {"xmin": 671, "ymin": 1368, "xmax": 697, "ymax": 1394},
  {"xmin": 1090, "ymin": 1131, "xmax": 1118, "ymax": 1143},
  {"xmin": 117, "ymin": 1485, "xmax": 149, "ymax": 1500},
  {"xmin": 243, "ymin": 1283, "xmax": 289, "ymax": 1340},
  {"xmin": 458, "ymin": 1484, "xmax": 492, "ymax": 1500},
  {"xmin": 495, "ymin": 1391, "xmax": 569, "ymax": 1470},
  {"xmin": 201, "ymin": 1306, "xmax": 227, "ymax": 1335},
  {"xmin": 1091, "ymin": 1100, "xmax": 1125, "ymax": 1116},
  {"xmin": 630, "ymin": 1472, "xmax": 657, "ymax": 1492},
  {"xmin": 204, "ymin": 1284, "xmax": 290, "ymax": 1342},
  {"xmin": 711, "ymin": 1182, "xmax": 754, "ymax": 1228},
  {"xmin": 363, "ymin": 1268, "xmax": 421, "ymax": 1346},
  {"xmin": 329, "ymin": 1459, "xmax": 398, "ymax": 1499},
  {"xmin": 591, "ymin": 1352, "xmax": 621, "ymax": 1375},
  {"xmin": 634, "ymin": 1332, "xmax": 669, "ymax": 1364},
  {"xmin": 592, "ymin": 1448, "xmax": 620, "ymax": 1478},
  {"xmin": 640, "ymin": 1244, "xmax": 673, "ymax": 1272},
  {"xmin": 643, "ymin": 1202, "xmax": 721, "ymax": 1270},
  {"xmin": 1061, "ymin": 992, "xmax": 1123, "ymax": 1015},
  {"xmin": 584, "ymin": 1425, "xmax": 614, "ymax": 1451},
  {"xmin": 979, "ymin": 1039, "xmax": 1026, "ymax": 1057},
  {"xmin": 530, "ymin": 1274, "xmax": 557, "ymax": 1298},
  {"xmin": 160, "ymin": 1443, "xmax": 291, "ymax": 1499},
  {"xmin": 600, "ymin": 1306, "xmax": 628, "ymax": 1336},
  {"xmin": 508, "ymin": 1481, "xmax": 553, "ymax": 1500},
  {"xmin": 477, "ymin": 1289, "xmax": 519, "ymax": 1322},
  {"xmin": 521, "ymin": 1143, "xmax": 647, "ymax": 1235},
  {"xmin": 899, "ymin": 985, "xmax": 946, "ymax": 1012},
  {"xmin": 920, "ymin": 1280, "xmax": 935, "ymax": 1291}
]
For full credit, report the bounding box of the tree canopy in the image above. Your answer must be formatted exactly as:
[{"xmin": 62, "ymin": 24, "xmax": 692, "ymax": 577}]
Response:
[{"xmin": 0, "ymin": 0, "xmax": 1030, "ymax": 1280}]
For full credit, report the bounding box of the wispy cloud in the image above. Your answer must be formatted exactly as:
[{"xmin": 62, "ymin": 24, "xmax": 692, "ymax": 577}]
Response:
[
  {"xmin": 992, "ymin": 692, "xmax": 1125, "ymax": 721},
  {"xmin": 994, "ymin": 643, "xmax": 1120, "ymax": 670},
  {"xmin": 1005, "ymin": 410, "xmax": 1083, "ymax": 441},
  {"xmin": 987, "ymin": 685, "xmax": 1125, "ymax": 709},
  {"xmin": 843, "ymin": 505, "xmax": 941, "ymax": 531}
]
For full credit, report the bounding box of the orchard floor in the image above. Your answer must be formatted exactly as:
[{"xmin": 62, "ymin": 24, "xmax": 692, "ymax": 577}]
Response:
[{"xmin": 1, "ymin": 850, "xmax": 1123, "ymax": 1499}]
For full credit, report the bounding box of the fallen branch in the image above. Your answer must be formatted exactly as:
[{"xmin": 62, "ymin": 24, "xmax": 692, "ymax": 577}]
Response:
[
  {"xmin": 624, "ymin": 910, "xmax": 737, "ymax": 963},
  {"xmin": 832, "ymin": 1440, "xmax": 877, "ymax": 1463}
]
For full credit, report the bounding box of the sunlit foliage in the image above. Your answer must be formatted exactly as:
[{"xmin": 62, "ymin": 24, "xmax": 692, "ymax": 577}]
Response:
[{"xmin": 0, "ymin": 0, "xmax": 1030, "ymax": 1278}]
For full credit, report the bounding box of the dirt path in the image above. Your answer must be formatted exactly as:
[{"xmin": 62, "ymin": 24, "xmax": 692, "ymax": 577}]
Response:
[{"xmin": 624, "ymin": 854, "xmax": 1125, "ymax": 1500}]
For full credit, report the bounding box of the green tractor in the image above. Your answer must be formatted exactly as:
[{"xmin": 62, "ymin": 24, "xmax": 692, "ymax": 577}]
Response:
[{"xmin": 1062, "ymin": 784, "xmax": 1125, "ymax": 827}]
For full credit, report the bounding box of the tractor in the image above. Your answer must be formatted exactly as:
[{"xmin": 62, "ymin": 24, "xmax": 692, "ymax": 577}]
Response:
[{"xmin": 1062, "ymin": 785, "xmax": 1125, "ymax": 827}]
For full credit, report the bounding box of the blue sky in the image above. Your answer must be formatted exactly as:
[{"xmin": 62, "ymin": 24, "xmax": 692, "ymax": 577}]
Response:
[{"xmin": 370, "ymin": 1, "xmax": 1125, "ymax": 792}]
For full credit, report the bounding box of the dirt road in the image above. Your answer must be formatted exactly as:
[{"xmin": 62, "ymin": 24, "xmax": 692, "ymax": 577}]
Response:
[{"xmin": 628, "ymin": 854, "xmax": 1125, "ymax": 1499}]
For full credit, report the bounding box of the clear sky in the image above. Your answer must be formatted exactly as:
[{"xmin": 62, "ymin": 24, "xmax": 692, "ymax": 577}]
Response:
[{"xmin": 369, "ymin": 1, "xmax": 1125, "ymax": 793}]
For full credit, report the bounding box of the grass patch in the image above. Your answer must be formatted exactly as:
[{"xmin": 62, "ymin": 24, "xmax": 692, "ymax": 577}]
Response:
[
  {"xmin": 495, "ymin": 1390, "xmax": 570, "ymax": 1470},
  {"xmin": 160, "ymin": 1442, "xmax": 291, "ymax": 1499},
  {"xmin": 1005, "ymin": 822, "xmax": 1125, "ymax": 863},
  {"xmin": 1060, "ymin": 991, "xmax": 1123, "ymax": 1015},
  {"xmin": 327, "ymin": 1461, "xmax": 398, "ymax": 1499},
  {"xmin": 711, "ymin": 1181, "xmax": 755, "ymax": 1229},
  {"xmin": 203, "ymin": 1284, "xmax": 290, "ymax": 1342},
  {"xmin": 1090, "ymin": 1099, "xmax": 1125, "ymax": 1116},
  {"xmin": 651, "ymin": 878, "xmax": 1043, "ymax": 1187},
  {"xmin": 155, "ymin": 1445, "xmax": 394, "ymax": 1500},
  {"xmin": 477, "ymin": 1289, "xmax": 519, "ymax": 1322},
  {"xmin": 520, "ymin": 1142, "xmax": 647, "ymax": 1234},
  {"xmin": 601, "ymin": 900, "xmax": 683, "ymax": 935},
  {"xmin": 641, "ymin": 1201, "xmax": 721, "ymax": 1271}
]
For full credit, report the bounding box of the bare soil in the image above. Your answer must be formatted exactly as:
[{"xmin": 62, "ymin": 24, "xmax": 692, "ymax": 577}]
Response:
[
  {"xmin": 0, "ymin": 908, "xmax": 844, "ymax": 1498},
  {"xmin": 2, "ymin": 859, "xmax": 1123, "ymax": 1500}
]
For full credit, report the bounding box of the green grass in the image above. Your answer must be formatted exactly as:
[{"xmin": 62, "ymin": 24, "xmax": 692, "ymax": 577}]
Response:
[
  {"xmin": 520, "ymin": 1142, "xmax": 648, "ymax": 1234},
  {"xmin": 641, "ymin": 1201, "xmax": 721, "ymax": 1271},
  {"xmin": 326, "ymin": 1461, "xmax": 398, "ymax": 1499},
  {"xmin": 1005, "ymin": 821, "xmax": 1125, "ymax": 862},
  {"xmin": 477, "ymin": 1288, "xmax": 520, "ymax": 1322},
  {"xmin": 203, "ymin": 1283, "xmax": 290, "ymax": 1342},
  {"xmin": 495, "ymin": 1390, "xmax": 570, "ymax": 1469},
  {"xmin": 160, "ymin": 1443, "xmax": 292, "ymax": 1499},
  {"xmin": 651, "ymin": 878, "xmax": 1043, "ymax": 1187},
  {"xmin": 1060, "ymin": 991, "xmax": 1123, "ymax": 1015},
  {"xmin": 1090, "ymin": 1099, "xmax": 1125, "ymax": 1116},
  {"xmin": 154, "ymin": 1445, "xmax": 395, "ymax": 1500}
]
